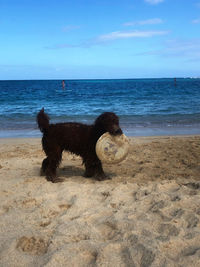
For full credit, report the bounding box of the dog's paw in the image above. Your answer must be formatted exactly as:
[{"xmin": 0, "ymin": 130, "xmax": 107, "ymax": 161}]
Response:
[
  {"xmin": 40, "ymin": 169, "xmax": 46, "ymax": 176},
  {"xmin": 46, "ymin": 176, "xmax": 64, "ymax": 183},
  {"xmin": 95, "ymin": 174, "xmax": 111, "ymax": 181},
  {"xmin": 83, "ymin": 172, "xmax": 93, "ymax": 178},
  {"xmin": 52, "ymin": 177, "xmax": 65, "ymax": 183}
]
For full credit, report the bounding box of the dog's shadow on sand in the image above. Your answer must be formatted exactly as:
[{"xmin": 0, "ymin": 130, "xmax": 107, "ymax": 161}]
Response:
[
  {"xmin": 59, "ymin": 166, "xmax": 116, "ymax": 181},
  {"xmin": 33, "ymin": 165, "xmax": 83, "ymax": 180},
  {"xmin": 34, "ymin": 165, "xmax": 115, "ymax": 181},
  {"xmin": 59, "ymin": 166, "xmax": 84, "ymax": 178}
]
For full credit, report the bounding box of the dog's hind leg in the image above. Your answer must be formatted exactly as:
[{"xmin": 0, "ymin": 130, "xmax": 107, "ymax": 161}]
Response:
[
  {"xmin": 40, "ymin": 157, "xmax": 49, "ymax": 176},
  {"xmin": 45, "ymin": 149, "xmax": 63, "ymax": 183}
]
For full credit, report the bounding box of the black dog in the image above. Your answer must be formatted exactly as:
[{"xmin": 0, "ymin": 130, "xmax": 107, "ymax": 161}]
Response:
[{"xmin": 37, "ymin": 108, "xmax": 122, "ymax": 182}]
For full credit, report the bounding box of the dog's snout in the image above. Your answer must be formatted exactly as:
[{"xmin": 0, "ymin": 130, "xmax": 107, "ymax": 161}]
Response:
[
  {"xmin": 115, "ymin": 128, "xmax": 123, "ymax": 135},
  {"xmin": 112, "ymin": 125, "xmax": 122, "ymax": 135}
]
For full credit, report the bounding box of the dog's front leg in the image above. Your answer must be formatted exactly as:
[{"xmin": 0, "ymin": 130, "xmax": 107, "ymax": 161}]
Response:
[{"xmin": 84, "ymin": 158, "xmax": 111, "ymax": 181}]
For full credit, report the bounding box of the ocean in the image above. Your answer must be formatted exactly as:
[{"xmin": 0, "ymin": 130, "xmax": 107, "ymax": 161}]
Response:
[{"xmin": 0, "ymin": 78, "xmax": 200, "ymax": 138}]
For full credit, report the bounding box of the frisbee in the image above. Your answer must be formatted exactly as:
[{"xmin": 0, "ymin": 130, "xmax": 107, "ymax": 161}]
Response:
[{"xmin": 96, "ymin": 132, "xmax": 129, "ymax": 164}]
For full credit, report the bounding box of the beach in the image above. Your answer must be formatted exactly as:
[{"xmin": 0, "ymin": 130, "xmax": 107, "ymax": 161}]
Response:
[{"xmin": 0, "ymin": 135, "xmax": 200, "ymax": 266}]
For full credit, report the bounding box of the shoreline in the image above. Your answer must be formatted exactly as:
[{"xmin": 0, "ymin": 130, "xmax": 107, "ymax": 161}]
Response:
[
  {"xmin": 1, "ymin": 135, "xmax": 200, "ymax": 266},
  {"xmin": 0, "ymin": 125, "xmax": 200, "ymax": 139},
  {"xmin": 0, "ymin": 134, "xmax": 200, "ymax": 146}
]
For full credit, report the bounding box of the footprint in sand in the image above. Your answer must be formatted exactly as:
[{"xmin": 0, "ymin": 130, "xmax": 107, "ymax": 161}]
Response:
[{"xmin": 16, "ymin": 236, "xmax": 50, "ymax": 255}]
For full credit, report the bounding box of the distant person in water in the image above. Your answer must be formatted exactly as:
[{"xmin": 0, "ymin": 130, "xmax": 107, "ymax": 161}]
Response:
[{"xmin": 62, "ymin": 80, "xmax": 65, "ymax": 90}]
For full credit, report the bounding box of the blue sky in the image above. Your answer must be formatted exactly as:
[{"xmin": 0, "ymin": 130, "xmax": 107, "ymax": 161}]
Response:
[{"xmin": 0, "ymin": 0, "xmax": 200, "ymax": 79}]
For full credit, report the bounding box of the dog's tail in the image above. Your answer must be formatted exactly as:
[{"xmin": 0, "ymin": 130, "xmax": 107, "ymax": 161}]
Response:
[{"xmin": 37, "ymin": 108, "xmax": 50, "ymax": 133}]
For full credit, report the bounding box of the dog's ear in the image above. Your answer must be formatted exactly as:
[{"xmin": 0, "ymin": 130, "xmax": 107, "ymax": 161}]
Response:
[{"xmin": 94, "ymin": 112, "xmax": 122, "ymax": 136}]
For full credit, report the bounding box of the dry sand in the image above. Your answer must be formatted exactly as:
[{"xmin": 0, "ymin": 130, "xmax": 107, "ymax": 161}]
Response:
[{"xmin": 0, "ymin": 136, "xmax": 200, "ymax": 267}]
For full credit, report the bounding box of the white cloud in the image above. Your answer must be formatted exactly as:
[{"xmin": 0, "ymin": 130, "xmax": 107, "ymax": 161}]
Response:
[
  {"xmin": 165, "ymin": 39, "xmax": 200, "ymax": 58},
  {"xmin": 137, "ymin": 39, "xmax": 200, "ymax": 61},
  {"xmin": 145, "ymin": 0, "xmax": 164, "ymax": 5},
  {"xmin": 97, "ymin": 30, "xmax": 168, "ymax": 41},
  {"xmin": 46, "ymin": 29, "xmax": 169, "ymax": 49},
  {"xmin": 192, "ymin": 18, "xmax": 200, "ymax": 24},
  {"xmin": 45, "ymin": 43, "xmax": 79, "ymax": 49},
  {"xmin": 62, "ymin": 25, "xmax": 80, "ymax": 32},
  {"xmin": 124, "ymin": 18, "xmax": 163, "ymax": 26}
]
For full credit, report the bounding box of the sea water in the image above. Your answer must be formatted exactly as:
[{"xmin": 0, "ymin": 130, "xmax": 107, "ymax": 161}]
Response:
[{"xmin": 0, "ymin": 78, "xmax": 200, "ymax": 137}]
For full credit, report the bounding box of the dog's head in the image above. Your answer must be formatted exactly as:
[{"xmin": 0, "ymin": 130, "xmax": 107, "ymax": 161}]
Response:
[{"xmin": 94, "ymin": 112, "xmax": 123, "ymax": 136}]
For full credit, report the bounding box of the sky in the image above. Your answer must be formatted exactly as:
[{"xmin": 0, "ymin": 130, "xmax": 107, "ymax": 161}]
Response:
[{"xmin": 0, "ymin": 0, "xmax": 200, "ymax": 79}]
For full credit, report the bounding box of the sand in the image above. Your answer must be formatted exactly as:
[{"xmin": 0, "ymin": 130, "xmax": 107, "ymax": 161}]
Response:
[{"xmin": 0, "ymin": 136, "xmax": 200, "ymax": 267}]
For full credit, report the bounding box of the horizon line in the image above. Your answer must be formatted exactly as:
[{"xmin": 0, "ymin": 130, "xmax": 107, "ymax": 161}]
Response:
[{"xmin": 0, "ymin": 77, "xmax": 197, "ymax": 82}]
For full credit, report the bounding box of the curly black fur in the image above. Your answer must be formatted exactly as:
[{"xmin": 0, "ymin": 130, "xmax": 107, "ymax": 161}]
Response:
[{"xmin": 37, "ymin": 108, "xmax": 123, "ymax": 183}]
